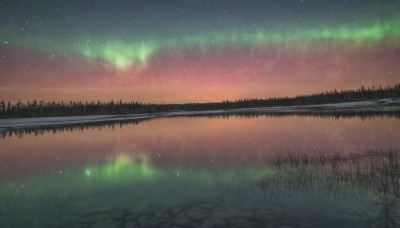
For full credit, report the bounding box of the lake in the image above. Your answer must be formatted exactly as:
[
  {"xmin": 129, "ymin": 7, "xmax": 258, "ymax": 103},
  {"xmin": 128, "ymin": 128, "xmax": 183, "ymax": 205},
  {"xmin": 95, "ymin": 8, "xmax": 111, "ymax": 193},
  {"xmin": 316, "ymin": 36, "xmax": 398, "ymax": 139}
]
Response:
[{"xmin": 1, "ymin": 114, "xmax": 399, "ymax": 227}]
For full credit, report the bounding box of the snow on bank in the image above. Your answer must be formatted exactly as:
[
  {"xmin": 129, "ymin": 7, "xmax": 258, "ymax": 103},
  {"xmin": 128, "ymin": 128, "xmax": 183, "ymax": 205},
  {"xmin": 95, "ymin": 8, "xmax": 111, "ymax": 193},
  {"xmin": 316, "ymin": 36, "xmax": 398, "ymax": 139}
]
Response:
[
  {"xmin": 1, "ymin": 98, "xmax": 399, "ymax": 131},
  {"xmin": 0, "ymin": 114, "xmax": 156, "ymax": 130}
]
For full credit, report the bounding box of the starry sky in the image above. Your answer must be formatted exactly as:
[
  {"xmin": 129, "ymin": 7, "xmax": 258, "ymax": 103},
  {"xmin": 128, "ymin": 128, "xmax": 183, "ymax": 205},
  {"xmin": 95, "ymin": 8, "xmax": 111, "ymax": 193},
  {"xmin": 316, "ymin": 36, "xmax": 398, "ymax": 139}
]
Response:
[{"xmin": 1, "ymin": 0, "xmax": 399, "ymax": 103}]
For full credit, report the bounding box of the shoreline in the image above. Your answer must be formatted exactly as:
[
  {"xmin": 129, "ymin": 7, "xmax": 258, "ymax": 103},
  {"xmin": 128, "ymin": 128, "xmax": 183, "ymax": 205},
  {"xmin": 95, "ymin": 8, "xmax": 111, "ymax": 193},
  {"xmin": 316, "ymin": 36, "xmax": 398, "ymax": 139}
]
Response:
[{"xmin": 1, "ymin": 98, "xmax": 399, "ymax": 131}]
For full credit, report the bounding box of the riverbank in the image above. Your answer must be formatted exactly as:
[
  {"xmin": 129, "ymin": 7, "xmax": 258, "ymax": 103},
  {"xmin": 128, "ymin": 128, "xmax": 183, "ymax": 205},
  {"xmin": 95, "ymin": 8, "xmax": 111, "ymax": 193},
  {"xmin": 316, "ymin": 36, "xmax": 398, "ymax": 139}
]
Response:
[{"xmin": 1, "ymin": 98, "xmax": 399, "ymax": 131}]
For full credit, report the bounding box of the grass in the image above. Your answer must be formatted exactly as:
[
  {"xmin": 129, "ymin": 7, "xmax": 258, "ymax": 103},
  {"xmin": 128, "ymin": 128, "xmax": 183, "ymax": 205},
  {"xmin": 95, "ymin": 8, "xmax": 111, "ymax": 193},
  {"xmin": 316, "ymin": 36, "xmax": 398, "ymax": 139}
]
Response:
[{"xmin": 256, "ymin": 150, "xmax": 400, "ymax": 227}]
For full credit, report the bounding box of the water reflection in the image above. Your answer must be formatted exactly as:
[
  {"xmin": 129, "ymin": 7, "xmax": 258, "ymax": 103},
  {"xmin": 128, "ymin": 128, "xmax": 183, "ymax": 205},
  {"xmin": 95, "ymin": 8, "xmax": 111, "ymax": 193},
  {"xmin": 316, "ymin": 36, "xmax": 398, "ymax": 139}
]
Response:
[
  {"xmin": 1, "ymin": 114, "xmax": 399, "ymax": 180},
  {"xmin": 257, "ymin": 151, "xmax": 400, "ymax": 227},
  {"xmin": 1, "ymin": 119, "xmax": 148, "ymax": 139},
  {"xmin": 84, "ymin": 154, "xmax": 158, "ymax": 180},
  {"xmin": 1, "ymin": 150, "xmax": 399, "ymax": 227},
  {"xmin": 2, "ymin": 112, "xmax": 400, "ymax": 139},
  {"xmin": 0, "ymin": 114, "xmax": 400, "ymax": 227}
]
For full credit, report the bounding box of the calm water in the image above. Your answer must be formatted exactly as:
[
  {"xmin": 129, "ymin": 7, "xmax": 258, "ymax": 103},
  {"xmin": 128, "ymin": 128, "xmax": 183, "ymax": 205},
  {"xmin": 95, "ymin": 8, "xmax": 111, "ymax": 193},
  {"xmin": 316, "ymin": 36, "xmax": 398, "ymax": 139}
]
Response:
[{"xmin": 0, "ymin": 115, "xmax": 399, "ymax": 227}]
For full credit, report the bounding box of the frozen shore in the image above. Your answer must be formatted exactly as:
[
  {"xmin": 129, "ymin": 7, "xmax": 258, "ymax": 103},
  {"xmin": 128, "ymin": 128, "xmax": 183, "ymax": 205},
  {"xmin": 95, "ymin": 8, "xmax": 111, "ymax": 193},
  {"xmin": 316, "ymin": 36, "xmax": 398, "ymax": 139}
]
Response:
[{"xmin": 1, "ymin": 98, "xmax": 399, "ymax": 131}]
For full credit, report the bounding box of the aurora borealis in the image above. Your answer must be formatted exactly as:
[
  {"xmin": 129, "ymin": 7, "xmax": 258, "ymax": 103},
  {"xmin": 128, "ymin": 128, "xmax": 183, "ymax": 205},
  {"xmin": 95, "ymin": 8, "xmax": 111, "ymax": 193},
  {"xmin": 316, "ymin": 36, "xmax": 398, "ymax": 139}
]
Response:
[{"xmin": 1, "ymin": 0, "xmax": 400, "ymax": 103}]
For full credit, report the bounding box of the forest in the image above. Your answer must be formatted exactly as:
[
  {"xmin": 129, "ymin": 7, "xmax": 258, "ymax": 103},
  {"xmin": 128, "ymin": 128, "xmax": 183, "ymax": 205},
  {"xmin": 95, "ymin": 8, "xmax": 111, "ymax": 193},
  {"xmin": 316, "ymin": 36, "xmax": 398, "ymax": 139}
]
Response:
[{"xmin": 1, "ymin": 84, "xmax": 399, "ymax": 118}]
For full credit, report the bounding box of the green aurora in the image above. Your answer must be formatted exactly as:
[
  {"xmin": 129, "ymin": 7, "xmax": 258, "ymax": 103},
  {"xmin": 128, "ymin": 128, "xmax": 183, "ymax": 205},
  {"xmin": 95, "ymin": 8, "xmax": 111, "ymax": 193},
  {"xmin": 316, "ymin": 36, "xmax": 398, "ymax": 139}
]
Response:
[
  {"xmin": 73, "ymin": 18, "xmax": 400, "ymax": 69},
  {"xmin": 5, "ymin": 17, "xmax": 399, "ymax": 70}
]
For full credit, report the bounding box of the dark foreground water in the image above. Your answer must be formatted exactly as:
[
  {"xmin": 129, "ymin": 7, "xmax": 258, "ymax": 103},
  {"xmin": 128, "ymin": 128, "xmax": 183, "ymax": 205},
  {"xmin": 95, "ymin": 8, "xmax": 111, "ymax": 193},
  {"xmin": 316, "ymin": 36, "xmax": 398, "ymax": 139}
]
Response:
[{"xmin": 0, "ymin": 115, "xmax": 399, "ymax": 227}]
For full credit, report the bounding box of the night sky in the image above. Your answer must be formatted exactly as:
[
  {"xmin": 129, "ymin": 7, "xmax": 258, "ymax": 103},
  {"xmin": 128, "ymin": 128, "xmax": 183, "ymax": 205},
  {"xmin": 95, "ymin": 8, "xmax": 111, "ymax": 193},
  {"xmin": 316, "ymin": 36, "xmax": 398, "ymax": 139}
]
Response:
[{"xmin": 1, "ymin": 0, "xmax": 399, "ymax": 103}]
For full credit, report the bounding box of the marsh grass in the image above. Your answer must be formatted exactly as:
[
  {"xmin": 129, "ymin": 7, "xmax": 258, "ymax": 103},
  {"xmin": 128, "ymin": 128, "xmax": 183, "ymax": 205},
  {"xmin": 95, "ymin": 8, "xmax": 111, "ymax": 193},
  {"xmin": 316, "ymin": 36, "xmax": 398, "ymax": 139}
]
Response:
[
  {"xmin": 256, "ymin": 150, "xmax": 400, "ymax": 227},
  {"xmin": 259, "ymin": 151, "xmax": 399, "ymax": 195}
]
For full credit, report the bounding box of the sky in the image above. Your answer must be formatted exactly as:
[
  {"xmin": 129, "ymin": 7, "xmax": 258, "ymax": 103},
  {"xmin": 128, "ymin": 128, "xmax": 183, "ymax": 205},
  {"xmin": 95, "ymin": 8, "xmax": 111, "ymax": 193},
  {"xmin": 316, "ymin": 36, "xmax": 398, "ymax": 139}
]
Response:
[{"xmin": 0, "ymin": 0, "xmax": 399, "ymax": 103}]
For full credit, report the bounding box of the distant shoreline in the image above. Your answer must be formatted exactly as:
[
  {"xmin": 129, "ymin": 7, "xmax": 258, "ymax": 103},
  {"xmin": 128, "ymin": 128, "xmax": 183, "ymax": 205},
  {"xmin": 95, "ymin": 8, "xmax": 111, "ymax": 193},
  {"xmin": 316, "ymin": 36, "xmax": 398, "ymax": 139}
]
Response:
[{"xmin": 1, "ymin": 98, "xmax": 399, "ymax": 131}]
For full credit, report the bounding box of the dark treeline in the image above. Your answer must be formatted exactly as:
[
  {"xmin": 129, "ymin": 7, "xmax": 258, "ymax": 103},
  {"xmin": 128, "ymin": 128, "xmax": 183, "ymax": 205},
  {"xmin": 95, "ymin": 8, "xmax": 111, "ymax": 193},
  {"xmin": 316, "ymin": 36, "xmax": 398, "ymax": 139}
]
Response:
[{"xmin": 1, "ymin": 84, "xmax": 399, "ymax": 118}]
